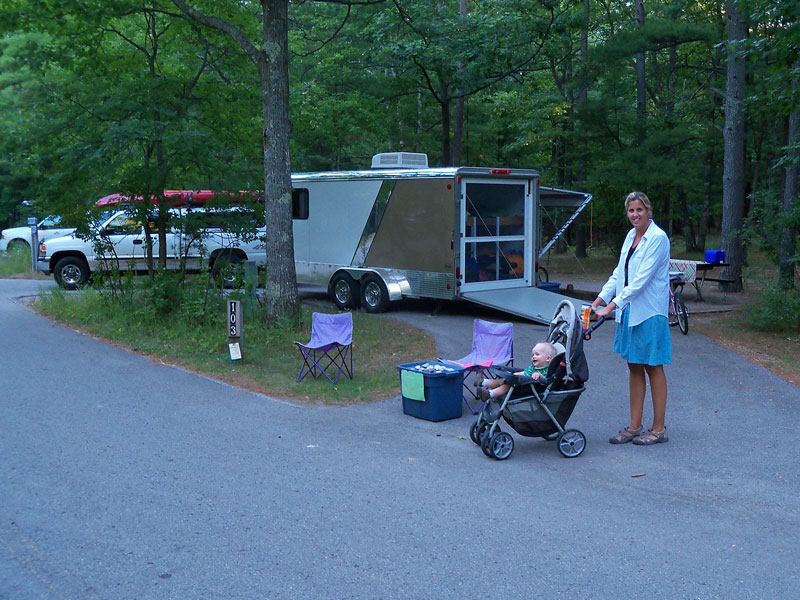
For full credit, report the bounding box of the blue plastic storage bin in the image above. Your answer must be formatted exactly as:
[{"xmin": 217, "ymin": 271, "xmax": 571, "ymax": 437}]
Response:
[
  {"xmin": 705, "ymin": 249, "xmax": 726, "ymax": 264},
  {"xmin": 397, "ymin": 361, "xmax": 465, "ymax": 422},
  {"xmin": 538, "ymin": 281, "xmax": 561, "ymax": 293}
]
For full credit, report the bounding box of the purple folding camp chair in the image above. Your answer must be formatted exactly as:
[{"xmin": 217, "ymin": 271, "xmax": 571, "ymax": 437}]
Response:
[
  {"xmin": 296, "ymin": 312, "xmax": 354, "ymax": 384},
  {"xmin": 440, "ymin": 319, "xmax": 513, "ymax": 414}
]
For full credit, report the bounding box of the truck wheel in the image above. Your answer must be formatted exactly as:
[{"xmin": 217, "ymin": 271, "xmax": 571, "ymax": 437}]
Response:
[
  {"xmin": 211, "ymin": 252, "xmax": 245, "ymax": 288},
  {"xmin": 7, "ymin": 239, "xmax": 30, "ymax": 254},
  {"xmin": 330, "ymin": 273, "xmax": 360, "ymax": 310},
  {"xmin": 360, "ymin": 274, "xmax": 389, "ymax": 313},
  {"xmin": 53, "ymin": 256, "xmax": 89, "ymax": 290}
]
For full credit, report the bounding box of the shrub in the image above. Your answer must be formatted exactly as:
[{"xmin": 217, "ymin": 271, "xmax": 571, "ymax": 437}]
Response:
[{"xmin": 746, "ymin": 281, "xmax": 800, "ymax": 333}]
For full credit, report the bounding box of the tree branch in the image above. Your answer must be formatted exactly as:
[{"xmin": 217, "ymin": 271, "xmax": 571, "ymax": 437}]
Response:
[{"xmin": 170, "ymin": 0, "xmax": 261, "ymax": 66}]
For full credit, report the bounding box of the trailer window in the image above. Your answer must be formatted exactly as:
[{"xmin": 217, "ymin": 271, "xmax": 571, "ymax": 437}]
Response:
[
  {"xmin": 464, "ymin": 182, "xmax": 525, "ymax": 236},
  {"xmin": 293, "ymin": 188, "xmax": 309, "ymax": 220}
]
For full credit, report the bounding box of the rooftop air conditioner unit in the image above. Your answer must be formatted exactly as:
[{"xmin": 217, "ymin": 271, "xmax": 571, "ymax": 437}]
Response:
[{"xmin": 371, "ymin": 152, "xmax": 429, "ymax": 169}]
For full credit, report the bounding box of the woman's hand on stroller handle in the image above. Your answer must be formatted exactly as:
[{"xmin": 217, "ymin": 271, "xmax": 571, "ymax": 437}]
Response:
[{"xmin": 583, "ymin": 316, "xmax": 606, "ymax": 341}]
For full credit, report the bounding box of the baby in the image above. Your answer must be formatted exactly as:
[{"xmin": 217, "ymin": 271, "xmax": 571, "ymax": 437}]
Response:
[{"xmin": 475, "ymin": 341, "xmax": 558, "ymax": 402}]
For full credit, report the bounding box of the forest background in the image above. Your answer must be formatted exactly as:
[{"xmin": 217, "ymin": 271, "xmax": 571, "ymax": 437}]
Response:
[{"xmin": 0, "ymin": 1, "xmax": 798, "ymax": 316}]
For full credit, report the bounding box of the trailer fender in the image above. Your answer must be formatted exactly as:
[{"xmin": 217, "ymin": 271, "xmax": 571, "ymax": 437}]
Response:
[{"xmin": 333, "ymin": 268, "xmax": 408, "ymax": 302}]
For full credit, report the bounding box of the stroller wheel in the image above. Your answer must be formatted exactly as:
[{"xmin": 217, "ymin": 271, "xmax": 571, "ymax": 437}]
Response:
[
  {"xmin": 557, "ymin": 429, "xmax": 586, "ymax": 458},
  {"xmin": 469, "ymin": 421, "xmax": 481, "ymax": 445},
  {"xmin": 488, "ymin": 431, "xmax": 514, "ymax": 460},
  {"xmin": 476, "ymin": 422, "xmax": 492, "ymax": 446},
  {"xmin": 480, "ymin": 427, "xmax": 497, "ymax": 457}
]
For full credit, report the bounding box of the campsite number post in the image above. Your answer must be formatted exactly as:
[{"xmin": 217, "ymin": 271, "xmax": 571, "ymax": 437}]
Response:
[
  {"xmin": 28, "ymin": 217, "xmax": 38, "ymax": 273},
  {"xmin": 227, "ymin": 300, "xmax": 242, "ymax": 361}
]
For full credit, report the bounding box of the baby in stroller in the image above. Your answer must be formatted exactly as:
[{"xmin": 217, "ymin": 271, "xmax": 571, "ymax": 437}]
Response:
[
  {"xmin": 474, "ymin": 341, "xmax": 558, "ymax": 403},
  {"xmin": 469, "ymin": 300, "xmax": 594, "ymax": 460}
]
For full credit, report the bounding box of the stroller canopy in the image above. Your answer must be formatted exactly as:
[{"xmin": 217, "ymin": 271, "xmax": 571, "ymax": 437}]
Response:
[{"xmin": 547, "ymin": 300, "xmax": 589, "ymax": 384}]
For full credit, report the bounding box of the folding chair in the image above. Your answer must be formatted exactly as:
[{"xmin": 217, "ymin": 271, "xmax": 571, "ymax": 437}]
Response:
[
  {"xmin": 440, "ymin": 319, "xmax": 513, "ymax": 414},
  {"xmin": 296, "ymin": 312, "xmax": 354, "ymax": 384}
]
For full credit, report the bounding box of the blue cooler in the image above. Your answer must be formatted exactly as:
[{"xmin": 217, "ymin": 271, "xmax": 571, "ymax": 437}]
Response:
[
  {"xmin": 397, "ymin": 361, "xmax": 465, "ymax": 422},
  {"xmin": 705, "ymin": 249, "xmax": 726, "ymax": 264},
  {"xmin": 538, "ymin": 281, "xmax": 561, "ymax": 293}
]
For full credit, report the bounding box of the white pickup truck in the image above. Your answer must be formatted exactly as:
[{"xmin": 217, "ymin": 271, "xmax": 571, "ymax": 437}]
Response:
[
  {"xmin": 38, "ymin": 207, "xmax": 266, "ymax": 289},
  {"xmin": 0, "ymin": 216, "xmax": 76, "ymax": 253}
]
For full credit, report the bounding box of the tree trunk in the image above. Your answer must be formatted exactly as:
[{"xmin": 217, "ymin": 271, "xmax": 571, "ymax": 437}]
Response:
[
  {"xmin": 261, "ymin": 0, "xmax": 299, "ymax": 320},
  {"xmin": 451, "ymin": 0, "xmax": 467, "ymax": 166},
  {"xmin": 440, "ymin": 80, "xmax": 451, "ymax": 166},
  {"xmin": 721, "ymin": 0, "xmax": 747, "ymax": 292},
  {"xmin": 171, "ymin": 0, "xmax": 300, "ymax": 322},
  {"xmin": 699, "ymin": 145, "xmax": 714, "ymax": 251},
  {"xmin": 778, "ymin": 58, "xmax": 800, "ymax": 289},
  {"xmin": 634, "ymin": 0, "xmax": 647, "ymax": 144},
  {"xmin": 678, "ymin": 186, "xmax": 697, "ymax": 252},
  {"xmin": 452, "ymin": 98, "xmax": 464, "ymax": 166},
  {"xmin": 574, "ymin": 0, "xmax": 590, "ymax": 259}
]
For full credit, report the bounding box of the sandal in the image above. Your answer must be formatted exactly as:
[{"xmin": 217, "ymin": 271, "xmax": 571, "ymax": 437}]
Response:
[
  {"xmin": 609, "ymin": 426, "xmax": 642, "ymax": 444},
  {"xmin": 632, "ymin": 428, "xmax": 668, "ymax": 445}
]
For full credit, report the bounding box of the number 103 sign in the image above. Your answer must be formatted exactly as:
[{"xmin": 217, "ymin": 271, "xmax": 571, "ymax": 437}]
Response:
[{"xmin": 227, "ymin": 300, "xmax": 242, "ymax": 361}]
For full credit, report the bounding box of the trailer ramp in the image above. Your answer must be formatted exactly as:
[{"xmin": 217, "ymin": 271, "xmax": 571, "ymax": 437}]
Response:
[{"xmin": 460, "ymin": 287, "xmax": 583, "ymax": 325}]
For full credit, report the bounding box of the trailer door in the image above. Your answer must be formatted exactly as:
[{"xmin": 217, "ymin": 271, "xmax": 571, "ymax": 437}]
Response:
[{"xmin": 459, "ymin": 177, "xmax": 533, "ymax": 292}]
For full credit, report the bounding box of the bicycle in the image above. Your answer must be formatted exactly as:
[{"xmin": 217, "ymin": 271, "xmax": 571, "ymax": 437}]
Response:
[{"xmin": 668, "ymin": 272, "xmax": 689, "ymax": 334}]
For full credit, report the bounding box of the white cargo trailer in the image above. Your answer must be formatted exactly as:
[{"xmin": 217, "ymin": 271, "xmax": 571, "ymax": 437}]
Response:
[{"xmin": 291, "ymin": 153, "xmax": 591, "ymax": 325}]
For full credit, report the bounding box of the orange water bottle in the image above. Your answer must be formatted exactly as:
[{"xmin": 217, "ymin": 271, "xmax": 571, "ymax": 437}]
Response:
[{"xmin": 580, "ymin": 304, "xmax": 591, "ymax": 330}]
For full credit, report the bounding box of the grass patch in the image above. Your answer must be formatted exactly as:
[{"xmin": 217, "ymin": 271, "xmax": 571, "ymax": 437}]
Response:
[
  {"xmin": 0, "ymin": 247, "xmax": 45, "ymax": 278},
  {"xmin": 33, "ymin": 286, "xmax": 436, "ymax": 404}
]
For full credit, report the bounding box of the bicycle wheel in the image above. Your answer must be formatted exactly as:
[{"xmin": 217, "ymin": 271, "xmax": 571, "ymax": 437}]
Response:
[
  {"xmin": 675, "ymin": 290, "xmax": 689, "ymax": 334},
  {"xmin": 537, "ymin": 265, "xmax": 549, "ymax": 283},
  {"xmin": 668, "ymin": 294, "xmax": 678, "ymax": 327}
]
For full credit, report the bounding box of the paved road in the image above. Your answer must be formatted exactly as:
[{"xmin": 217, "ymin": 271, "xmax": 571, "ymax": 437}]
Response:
[{"xmin": 1, "ymin": 279, "xmax": 798, "ymax": 599}]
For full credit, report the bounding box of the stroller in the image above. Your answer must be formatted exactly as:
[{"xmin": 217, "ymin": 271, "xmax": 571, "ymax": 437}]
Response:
[{"xmin": 469, "ymin": 300, "xmax": 600, "ymax": 460}]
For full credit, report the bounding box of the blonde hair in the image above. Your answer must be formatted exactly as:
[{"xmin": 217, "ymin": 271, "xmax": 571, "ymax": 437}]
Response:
[
  {"xmin": 625, "ymin": 191, "xmax": 652, "ymax": 216},
  {"xmin": 534, "ymin": 341, "xmax": 558, "ymax": 359}
]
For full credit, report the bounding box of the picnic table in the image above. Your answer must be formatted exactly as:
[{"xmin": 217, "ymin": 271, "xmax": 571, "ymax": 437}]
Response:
[{"xmin": 669, "ymin": 259, "xmax": 733, "ymax": 301}]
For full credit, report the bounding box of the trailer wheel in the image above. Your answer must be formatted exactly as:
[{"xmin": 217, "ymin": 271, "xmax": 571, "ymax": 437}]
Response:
[
  {"xmin": 330, "ymin": 273, "xmax": 360, "ymax": 310},
  {"xmin": 360, "ymin": 274, "xmax": 389, "ymax": 313}
]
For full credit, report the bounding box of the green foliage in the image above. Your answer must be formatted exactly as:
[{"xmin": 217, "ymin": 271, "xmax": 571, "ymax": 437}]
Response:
[
  {"xmin": 743, "ymin": 189, "xmax": 800, "ymax": 258},
  {"xmin": 0, "ymin": 244, "xmax": 33, "ymax": 275},
  {"xmin": 746, "ymin": 280, "xmax": 800, "ymax": 333},
  {"xmin": 144, "ymin": 271, "xmax": 185, "ymax": 315},
  {"xmin": 0, "ymin": 0, "xmax": 797, "ymax": 288},
  {"xmin": 1, "ymin": 2, "xmax": 261, "ymax": 231}
]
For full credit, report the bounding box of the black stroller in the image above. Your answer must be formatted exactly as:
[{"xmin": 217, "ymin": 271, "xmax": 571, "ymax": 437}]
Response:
[{"xmin": 469, "ymin": 300, "xmax": 597, "ymax": 460}]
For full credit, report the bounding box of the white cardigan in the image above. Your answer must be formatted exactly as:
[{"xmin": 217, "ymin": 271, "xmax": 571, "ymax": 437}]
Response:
[{"xmin": 599, "ymin": 220, "xmax": 670, "ymax": 327}]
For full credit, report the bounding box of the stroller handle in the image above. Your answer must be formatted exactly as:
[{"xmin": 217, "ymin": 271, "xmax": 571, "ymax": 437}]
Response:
[{"xmin": 583, "ymin": 316, "xmax": 606, "ymax": 341}]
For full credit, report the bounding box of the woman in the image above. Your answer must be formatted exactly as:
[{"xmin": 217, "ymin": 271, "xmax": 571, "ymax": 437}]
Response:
[{"xmin": 592, "ymin": 191, "xmax": 671, "ymax": 445}]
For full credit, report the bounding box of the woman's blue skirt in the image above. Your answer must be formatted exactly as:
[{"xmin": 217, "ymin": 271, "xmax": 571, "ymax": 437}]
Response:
[{"xmin": 613, "ymin": 306, "xmax": 672, "ymax": 366}]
